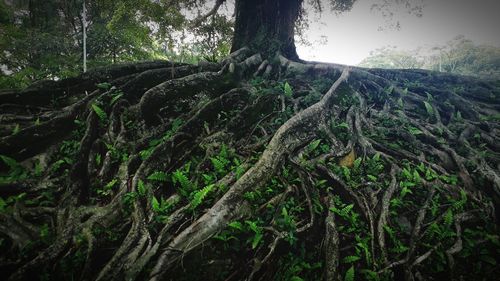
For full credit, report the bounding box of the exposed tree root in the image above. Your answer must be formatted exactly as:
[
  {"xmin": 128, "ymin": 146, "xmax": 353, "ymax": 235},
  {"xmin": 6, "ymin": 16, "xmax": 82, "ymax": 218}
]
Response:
[{"xmin": 0, "ymin": 49, "xmax": 499, "ymax": 281}]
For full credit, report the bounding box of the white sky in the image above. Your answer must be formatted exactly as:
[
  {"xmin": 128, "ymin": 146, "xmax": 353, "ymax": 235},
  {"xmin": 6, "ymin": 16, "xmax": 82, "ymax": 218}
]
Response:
[{"xmin": 296, "ymin": 0, "xmax": 500, "ymax": 65}]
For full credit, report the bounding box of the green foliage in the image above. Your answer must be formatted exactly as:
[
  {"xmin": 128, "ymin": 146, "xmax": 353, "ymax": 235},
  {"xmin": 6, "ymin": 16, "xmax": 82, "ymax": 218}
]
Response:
[
  {"xmin": 122, "ymin": 192, "xmax": 138, "ymax": 211},
  {"xmin": 96, "ymin": 179, "xmax": 118, "ymax": 197},
  {"xmin": 423, "ymin": 101, "xmax": 434, "ymax": 116},
  {"xmin": 139, "ymin": 119, "xmax": 183, "ymax": 160},
  {"xmin": 103, "ymin": 141, "xmax": 128, "ymax": 163},
  {"xmin": 137, "ymin": 179, "xmax": 148, "ymax": 196},
  {"xmin": 307, "ymin": 139, "xmax": 321, "ymax": 152},
  {"xmin": 342, "ymin": 255, "xmax": 361, "ymax": 264},
  {"xmin": 0, "ymin": 193, "xmax": 26, "ymax": 213},
  {"xmin": 0, "ymin": 155, "xmax": 28, "ymax": 183},
  {"xmin": 171, "ymin": 163, "xmax": 198, "ymax": 198},
  {"xmin": 147, "ymin": 171, "xmax": 169, "ymax": 182},
  {"xmin": 407, "ymin": 126, "xmax": 423, "ymax": 135},
  {"xmin": 328, "ymin": 153, "xmax": 385, "ymax": 191},
  {"xmin": 245, "ymin": 220, "xmax": 263, "ymax": 249},
  {"xmin": 384, "ymin": 225, "xmax": 409, "ymax": 254},
  {"xmin": 283, "ymin": 82, "xmax": 293, "ymax": 97},
  {"xmin": 330, "ymin": 120, "xmax": 350, "ymax": 143},
  {"xmin": 190, "ymin": 184, "xmax": 216, "ymax": 210},
  {"xmin": 344, "ymin": 266, "xmax": 355, "ymax": 281},
  {"xmin": 358, "ymin": 38, "xmax": 500, "ymax": 78},
  {"xmin": 151, "ymin": 195, "xmax": 179, "ymax": 223},
  {"xmin": 91, "ymin": 104, "xmax": 107, "ymax": 122},
  {"xmin": 329, "ymin": 196, "xmax": 364, "ymax": 235},
  {"xmin": 0, "ymin": 0, "xmax": 233, "ymax": 89},
  {"xmin": 276, "ymin": 206, "xmax": 298, "ymax": 245},
  {"xmin": 187, "ymin": 14, "xmax": 232, "ymax": 62},
  {"xmin": 274, "ymin": 248, "xmax": 323, "ymax": 281},
  {"xmin": 110, "ymin": 92, "xmax": 123, "ymax": 105},
  {"xmin": 151, "ymin": 196, "xmax": 160, "ymax": 211},
  {"xmin": 96, "ymin": 82, "xmax": 112, "ymax": 90},
  {"xmin": 39, "ymin": 224, "xmax": 51, "ymax": 244}
]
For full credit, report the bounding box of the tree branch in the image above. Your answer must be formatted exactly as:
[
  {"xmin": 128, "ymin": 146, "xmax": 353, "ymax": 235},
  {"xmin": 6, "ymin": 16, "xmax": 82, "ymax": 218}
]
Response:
[{"xmin": 193, "ymin": 0, "xmax": 226, "ymax": 25}]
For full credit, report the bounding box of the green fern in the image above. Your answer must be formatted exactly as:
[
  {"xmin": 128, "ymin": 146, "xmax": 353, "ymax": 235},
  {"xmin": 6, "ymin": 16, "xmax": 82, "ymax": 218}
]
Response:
[
  {"xmin": 0, "ymin": 155, "xmax": 28, "ymax": 183},
  {"xmin": 444, "ymin": 209, "xmax": 454, "ymax": 227},
  {"xmin": 283, "ymin": 82, "xmax": 293, "ymax": 97},
  {"xmin": 172, "ymin": 170, "xmax": 190, "ymax": 189},
  {"xmin": 228, "ymin": 221, "xmax": 243, "ymax": 231},
  {"xmin": 0, "ymin": 155, "xmax": 18, "ymax": 170},
  {"xmin": 147, "ymin": 171, "xmax": 168, "ymax": 182},
  {"xmin": 137, "ymin": 179, "xmax": 147, "ymax": 196},
  {"xmin": 344, "ymin": 265, "xmax": 355, "ymax": 281},
  {"xmin": 151, "ymin": 196, "xmax": 160, "ymax": 212},
  {"xmin": 172, "ymin": 169, "xmax": 193, "ymax": 197},
  {"xmin": 91, "ymin": 104, "xmax": 107, "ymax": 121},
  {"xmin": 342, "ymin": 255, "xmax": 361, "ymax": 264},
  {"xmin": 245, "ymin": 220, "xmax": 263, "ymax": 249},
  {"xmin": 110, "ymin": 92, "xmax": 123, "ymax": 105},
  {"xmin": 190, "ymin": 184, "xmax": 215, "ymax": 209},
  {"xmin": 211, "ymin": 156, "xmax": 229, "ymax": 175},
  {"xmin": 423, "ymin": 101, "xmax": 434, "ymax": 116}
]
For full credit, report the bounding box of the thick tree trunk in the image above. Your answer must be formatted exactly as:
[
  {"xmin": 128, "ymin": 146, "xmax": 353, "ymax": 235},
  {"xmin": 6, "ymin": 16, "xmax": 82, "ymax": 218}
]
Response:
[{"xmin": 231, "ymin": 0, "xmax": 302, "ymax": 60}]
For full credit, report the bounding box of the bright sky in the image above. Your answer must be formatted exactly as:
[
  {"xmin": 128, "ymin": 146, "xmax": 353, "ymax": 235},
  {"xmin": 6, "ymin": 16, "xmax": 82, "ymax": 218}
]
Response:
[{"xmin": 296, "ymin": 0, "xmax": 500, "ymax": 65}]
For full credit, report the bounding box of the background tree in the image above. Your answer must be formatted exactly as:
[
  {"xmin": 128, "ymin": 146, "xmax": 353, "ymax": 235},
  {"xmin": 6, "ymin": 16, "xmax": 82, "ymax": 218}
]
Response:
[
  {"xmin": 0, "ymin": 0, "xmax": 233, "ymax": 88},
  {"xmin": 358, "ymin": 45, "xmax": 425, "ymax": 69},
  {"xmin": 359, "ymin": 36, "xmax": 500, "ymax": 78}
]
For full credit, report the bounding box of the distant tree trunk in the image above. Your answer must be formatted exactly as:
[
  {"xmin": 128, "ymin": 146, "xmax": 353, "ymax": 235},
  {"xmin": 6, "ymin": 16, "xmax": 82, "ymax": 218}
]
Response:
[{"xmin": 231, "ymin": 0, "xmax": 302, "ymax": 60}]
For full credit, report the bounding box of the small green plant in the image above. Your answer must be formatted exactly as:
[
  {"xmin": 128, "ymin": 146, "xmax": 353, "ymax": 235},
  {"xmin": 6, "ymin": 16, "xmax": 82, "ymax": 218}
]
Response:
[
  {"xmin": 277, "ymin": 207, "xmax": 298, "ymax": 245},
  {"xmin": 245, "ymin": 220, "xmax": 263, "ymax": 249},
  {"xmin": 110, "ymin": 91, "xmax": 123, "ymax": 105},
  {"xmin": 423, "ymin": 101, "xmax": 434, "ymax": 116},
  {"xmin": 172, "ymin": 163, "xmax": 195, "ymax": 197},
  {"xmin": 0, "ymin": 193, "xmax": 27, "ymax": 213},
  {"xmin": 0, "ymin": 155, "xmax": 30, "ymax": 183},
  {"xmin": 147, "ymin": 171, "xmax": 168, "ymax": 182},
  {"xmin": 12, "ymin": 124, "xmax": 20, "ymax": 135},
  {"xmin": 122, "ymin": 192, "xmax": 138, "ymax": 211},
  {"xmin": 137, "ymin": 179, "xmax": 148, "ymax": 196},
  {"xmin": 139, "ymin": 119, "xmax": 183, "ymax": 160},
  {"xmin": 283, "ymin": 81, "xmax": 293, "ymax": 97},
  {"xmin": 151, "ymin": 195, "xmax": 179, "ymax": 223},
  {"xmin": 39, "ymin": 224, "xmax": 51, "ymax": 245},
  {"xmin": 344, "ymin": 265, "xmax": 355, "ymax": 281},
  {"xmin": 96, "ymin": 179, "xmax": 119, "ymax": 197},
  {"xmin": 210, "ymin": 145, "xmax": 231, "ymax": 176},
  {"xmin": 96, "ymin": 82, "xmax": 112, "ymax": 90},
  {"xmin": 190, "ymin": 184, "xmax": 216, "ymax": 210},
  {"xmin": 384, "ymin": 224, "xmax": 409, "ymax": 254},
  {"xmin": 342, "ymin": 255, "xmax": 361, "ymax": 264},
  {"xmin": 91, "ymin": 103, "xmax": 107, "ymax": 122}
]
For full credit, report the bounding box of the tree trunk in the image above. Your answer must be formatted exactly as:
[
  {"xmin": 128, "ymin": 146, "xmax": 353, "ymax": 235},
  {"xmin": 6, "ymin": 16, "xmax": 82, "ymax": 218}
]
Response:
[{"xmin": 231, "ymin": 0, "xmax": 302, "ymax": 60}]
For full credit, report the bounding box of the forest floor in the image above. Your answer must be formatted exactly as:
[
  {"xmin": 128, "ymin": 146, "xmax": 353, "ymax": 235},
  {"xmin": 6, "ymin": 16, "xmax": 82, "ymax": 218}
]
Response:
[{"xmin": 0, "ymin": 49, "xmax": 499, "ymax": 281}]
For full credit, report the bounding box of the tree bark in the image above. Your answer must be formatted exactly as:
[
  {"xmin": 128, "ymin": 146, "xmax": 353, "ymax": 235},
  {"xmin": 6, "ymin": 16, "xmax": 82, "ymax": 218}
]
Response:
[{"xmin": 231, "ymin": 0, "xmax": 302, "ymax": 60}]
